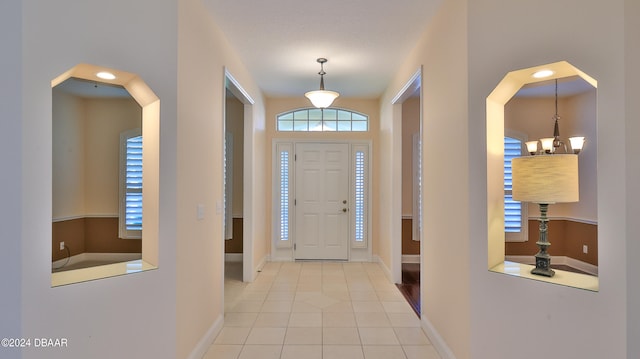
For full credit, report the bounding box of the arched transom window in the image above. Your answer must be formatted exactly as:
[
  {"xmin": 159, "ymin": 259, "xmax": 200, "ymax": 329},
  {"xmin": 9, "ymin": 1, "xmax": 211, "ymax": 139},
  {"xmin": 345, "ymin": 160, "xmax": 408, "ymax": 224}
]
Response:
[{"xmin": 277, "ymin": 108, "xmax": 369, "ymax": 132}]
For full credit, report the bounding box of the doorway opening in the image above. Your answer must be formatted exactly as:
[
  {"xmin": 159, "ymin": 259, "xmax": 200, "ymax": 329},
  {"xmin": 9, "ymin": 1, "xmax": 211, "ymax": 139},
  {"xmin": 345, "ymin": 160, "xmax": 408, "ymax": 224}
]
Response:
[
  {"xmin": 392, "ymin": 68, "xmax": 423, "ymax": 316},
  {"xmin": 224, "ymin": 87, "xmax": 244, "ymax": 281},
  {"xmin": 223, "ymin": 69, "xmax": 255, "ymax": 291}
]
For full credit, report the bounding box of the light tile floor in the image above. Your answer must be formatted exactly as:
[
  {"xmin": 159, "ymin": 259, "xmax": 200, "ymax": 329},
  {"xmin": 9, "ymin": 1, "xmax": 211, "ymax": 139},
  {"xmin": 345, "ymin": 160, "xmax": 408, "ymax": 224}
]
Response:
[{"xmin": 204, "ymin": 261, "xmax": 441, "ymax": 359}]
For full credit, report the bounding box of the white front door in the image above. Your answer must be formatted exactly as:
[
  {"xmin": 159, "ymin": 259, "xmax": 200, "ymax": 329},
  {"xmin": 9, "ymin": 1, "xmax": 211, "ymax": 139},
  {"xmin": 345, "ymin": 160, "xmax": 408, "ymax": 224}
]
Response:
[{"xmin": 295, "ymin": 143, "xmax": 349, "ymax": 260}]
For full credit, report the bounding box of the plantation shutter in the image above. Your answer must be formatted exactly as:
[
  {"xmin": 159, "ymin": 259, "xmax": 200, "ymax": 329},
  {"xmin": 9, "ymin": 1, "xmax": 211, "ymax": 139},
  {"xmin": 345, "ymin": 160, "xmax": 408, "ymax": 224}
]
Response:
[
  {"xmin": 504, "ymin": 137, "xmax": 522, "ymax": 233},
  {"xmin": 119, "ymin": 128, "xmax": 143, "ymax": 239},
  {"xmin": 125, "ymin": 135, "xmax": 143, "ymax": 232}
]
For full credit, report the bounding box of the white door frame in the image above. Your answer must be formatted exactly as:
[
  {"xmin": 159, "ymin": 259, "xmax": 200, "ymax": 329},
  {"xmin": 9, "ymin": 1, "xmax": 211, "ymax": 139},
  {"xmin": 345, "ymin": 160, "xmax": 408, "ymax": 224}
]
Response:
[
  {"xmin": 390, "ymin": 67, "xmax": 423, "ymax": 285},
  {"xmin": 271, "ymin": 139, "xmax": 372, "ymax": 262},
  {"xmin": 223, "ymin": 68, "xmax": 256, "ymax": 283}
]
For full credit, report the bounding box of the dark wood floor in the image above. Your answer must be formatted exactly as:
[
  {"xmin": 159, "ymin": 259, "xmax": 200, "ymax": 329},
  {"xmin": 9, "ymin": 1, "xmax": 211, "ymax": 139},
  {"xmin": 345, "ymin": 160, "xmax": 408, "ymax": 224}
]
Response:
[{"xmin": 396, "ymin": 263, "xmax": 420, "ymax": 316}]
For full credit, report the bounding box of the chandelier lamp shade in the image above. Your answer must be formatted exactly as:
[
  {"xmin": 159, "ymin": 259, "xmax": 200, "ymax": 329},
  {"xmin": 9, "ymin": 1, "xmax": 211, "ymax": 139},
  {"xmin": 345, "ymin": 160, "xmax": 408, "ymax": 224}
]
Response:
[{"xmin": 305, "ymin": 58, "xmax": 339, "ymax": 109}]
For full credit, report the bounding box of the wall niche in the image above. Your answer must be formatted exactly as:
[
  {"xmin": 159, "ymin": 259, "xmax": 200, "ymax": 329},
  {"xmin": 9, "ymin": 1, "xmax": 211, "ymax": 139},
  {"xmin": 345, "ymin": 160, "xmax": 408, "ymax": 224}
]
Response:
[
  {"xmin": 486, "ymin": 61, "xmax": 599, "ymax": 291},
  {"xmin": 51, "ymin": 64, "xmax": 160, "ymax": 287}
]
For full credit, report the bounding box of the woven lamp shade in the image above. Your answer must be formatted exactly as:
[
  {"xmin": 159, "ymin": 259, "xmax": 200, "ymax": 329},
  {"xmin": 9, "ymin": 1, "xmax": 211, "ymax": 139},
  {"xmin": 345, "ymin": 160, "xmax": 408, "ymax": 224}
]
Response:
[{"xmin": 512, "ymin": 154, "xmax": 579, "ymax": 204}]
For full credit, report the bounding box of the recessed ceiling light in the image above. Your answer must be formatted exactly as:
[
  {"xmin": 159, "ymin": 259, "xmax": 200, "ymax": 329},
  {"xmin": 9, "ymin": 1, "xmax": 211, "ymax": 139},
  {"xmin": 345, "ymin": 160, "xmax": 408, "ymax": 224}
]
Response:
[
  {"xmin": 96, "ymin": 71, "xmax": 116, "ymax": 80},
  {"xmin": 532, "ymin": 69, "xmax": 554, "ymax": 79}
]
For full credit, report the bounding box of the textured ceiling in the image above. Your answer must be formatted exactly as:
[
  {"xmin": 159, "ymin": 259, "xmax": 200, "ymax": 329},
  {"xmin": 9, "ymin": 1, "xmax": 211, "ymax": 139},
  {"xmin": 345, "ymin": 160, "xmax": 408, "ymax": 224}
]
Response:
[
  {"xmin": 516, "ymin": 76, "xmax": 596, "ymax": 98},
  {"xmin": 203, "ymin": 0, "xmax": 442, "ymax": 98}
]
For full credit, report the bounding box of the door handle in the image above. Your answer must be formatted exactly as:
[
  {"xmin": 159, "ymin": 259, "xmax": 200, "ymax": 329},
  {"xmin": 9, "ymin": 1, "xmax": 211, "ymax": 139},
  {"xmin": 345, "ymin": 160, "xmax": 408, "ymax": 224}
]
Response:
[{"xmin": 342, "ymin": 208, "xmax": 348, "ymax": 213}]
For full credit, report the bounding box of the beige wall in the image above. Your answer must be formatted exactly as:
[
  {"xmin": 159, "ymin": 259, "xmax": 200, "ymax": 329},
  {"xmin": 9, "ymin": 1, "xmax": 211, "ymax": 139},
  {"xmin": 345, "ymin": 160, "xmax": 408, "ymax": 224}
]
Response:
[
  {"xmin": 1, "ymin": 0, "xmax": 22, "ymax": 347},
  {"xmin": 177, "ymin": 0, "xmax": 266, "ymax": 357},
  {"xmin": 7, "ymin": 1, "xmax": 640, "ymax": 359},
  {"xmin": 52, "ymin": 91, "xmax": 86, "ymax": 218},
  {"xmin": 52, "ymin": 91, "xmax": 141, "ymax": 219},
  {"xmin": 226, "ymin": 94, "xmax": 245, "ymax": 217},
  {"xmin": 624, "ymin": 0, "xmax": 640, "ymax": 358},
  {"xmin": 468, "ymin": 0, "xmax": 627, "ymax": 358},
  {"xmin": 381, "ymin": 1, "xmax": 470, "ymax": 358},
  {"xmin": 566, "ymin": 90, "xmax": 598, "ymax": 221},
  {"xmin": 85, "ymin": 98, "xmax": 142, "ymax": 215},
  {"xmin": 19, "ymin": 0, "xmax": 179, "ymax": 358},
  {"xmin": 265, "ymin": 97, "xmax": 380, "ymax": 257},
  {"xmin": 402, "ymin": 96, "xmax": 420, "ymax": 217},
  {"xmin": 626, "ymin": 1, "xmax": 640, "ymax": 357}
]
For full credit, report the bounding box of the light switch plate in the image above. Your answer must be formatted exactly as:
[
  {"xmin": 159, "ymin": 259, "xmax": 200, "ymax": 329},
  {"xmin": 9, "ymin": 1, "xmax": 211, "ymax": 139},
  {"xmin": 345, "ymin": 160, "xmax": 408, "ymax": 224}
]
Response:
[{"xmin": 197, "ymin": 204, "xmax": 205, "ymax": 220}]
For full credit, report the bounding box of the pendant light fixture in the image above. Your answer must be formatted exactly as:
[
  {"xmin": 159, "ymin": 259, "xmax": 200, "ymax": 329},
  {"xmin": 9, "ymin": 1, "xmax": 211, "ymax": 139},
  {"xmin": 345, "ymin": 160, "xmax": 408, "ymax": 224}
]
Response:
[
  {"xmin": 524, "ymin": 79, "xmax": 585, "ymax": 155},
  {"xmin": 305, "ymin": 58, "xmax": 339, "ymax": 109}
]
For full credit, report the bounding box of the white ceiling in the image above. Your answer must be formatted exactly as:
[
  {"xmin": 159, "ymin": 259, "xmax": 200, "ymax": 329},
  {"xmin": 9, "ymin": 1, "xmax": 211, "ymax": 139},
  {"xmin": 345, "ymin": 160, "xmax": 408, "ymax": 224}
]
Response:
[
  {"xmin": 516, "ymin": 76, "xmax": 596, "ymax": 98},
  {"xmin": 203, "ymin": 0, "xmax": 443, "ymax": 98},
  {"xmin": 54, "ymin": 77, "xmax": 131, "ymax": 98}
]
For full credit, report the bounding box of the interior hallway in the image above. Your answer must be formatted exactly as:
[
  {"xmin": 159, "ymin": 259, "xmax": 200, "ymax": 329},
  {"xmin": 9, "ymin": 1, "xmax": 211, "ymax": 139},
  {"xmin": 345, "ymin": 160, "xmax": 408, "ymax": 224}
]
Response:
[{"xmin": 205, "ymin": 261, "xmax": 440, "ymax": 359}]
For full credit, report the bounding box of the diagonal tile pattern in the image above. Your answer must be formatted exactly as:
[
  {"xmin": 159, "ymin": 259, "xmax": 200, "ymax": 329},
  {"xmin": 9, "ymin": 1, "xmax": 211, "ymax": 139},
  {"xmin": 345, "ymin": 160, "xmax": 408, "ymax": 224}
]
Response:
[{"xmin": 206, "ymin": 261, "xmax": 441, "ymax": 359}]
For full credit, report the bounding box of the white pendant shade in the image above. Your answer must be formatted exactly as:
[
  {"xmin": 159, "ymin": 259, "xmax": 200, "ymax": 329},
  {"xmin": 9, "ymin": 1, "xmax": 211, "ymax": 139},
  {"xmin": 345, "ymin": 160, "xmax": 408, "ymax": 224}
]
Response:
[
  {"xmin": 305, "ymin": 58, "xmax": 340, "ymax": 108},
  {"xmin": 305, "ymin": 89, "xmax": 339, "ymax": 109},
  {"xmin": 525, "ymin": 141, "xmax": 539, "ymax": 154},
  {"xmin": 512, "ymin": 154, "xmax": 579, "ymax": 204},
  {"xmin": 569, "ymin": 136, "xmax": 585, "ymax": 153},
  {"xmin": 540, "ymin": 137, "xmax": 555, "ymax": 153}
]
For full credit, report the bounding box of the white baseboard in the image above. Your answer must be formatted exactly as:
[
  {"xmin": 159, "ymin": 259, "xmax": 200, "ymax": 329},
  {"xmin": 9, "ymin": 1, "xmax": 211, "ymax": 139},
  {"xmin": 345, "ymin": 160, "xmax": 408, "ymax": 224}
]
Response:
[
  {"xmin": 350, "ymin": 247, "xmax": 373, "ymax": 262},
  {"xmin": 505, "ymin": 255, "xmax": 598, "ymax": 276},
  {"xmin": 256, "ymin": 254, "xmax": 268, "ymax": 272},
  {"xmin": 52, "ymin": 252, "xmax": 142, "ymax": 269},
  {"xmin": 187, "ymin": 314, "xmax": 224, "ymax": 359},
  {"xmin": 422, "ymin": 316, "xmax": 457, "ymax": 359},
  {"xmin": 402, "ymin": 254, "xmax": 420, "ymax": 264},
  {"xmin": 564, "ymin": 256, "xmax": 598, "ymax": 276},
  {"xmin": 224, "ymin": 253, "xmax": 243, "ymax": 262},
  {"xmin": 504, "ymin": 255, "xmax": 535, "ymax": 265}
]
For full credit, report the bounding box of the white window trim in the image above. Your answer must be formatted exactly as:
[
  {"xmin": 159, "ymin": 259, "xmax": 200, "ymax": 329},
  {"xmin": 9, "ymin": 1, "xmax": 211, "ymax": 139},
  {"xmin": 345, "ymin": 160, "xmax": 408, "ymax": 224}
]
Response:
[{"xmin": 505, "ymin": 129, "xmax": 528, "ymax": 242}]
